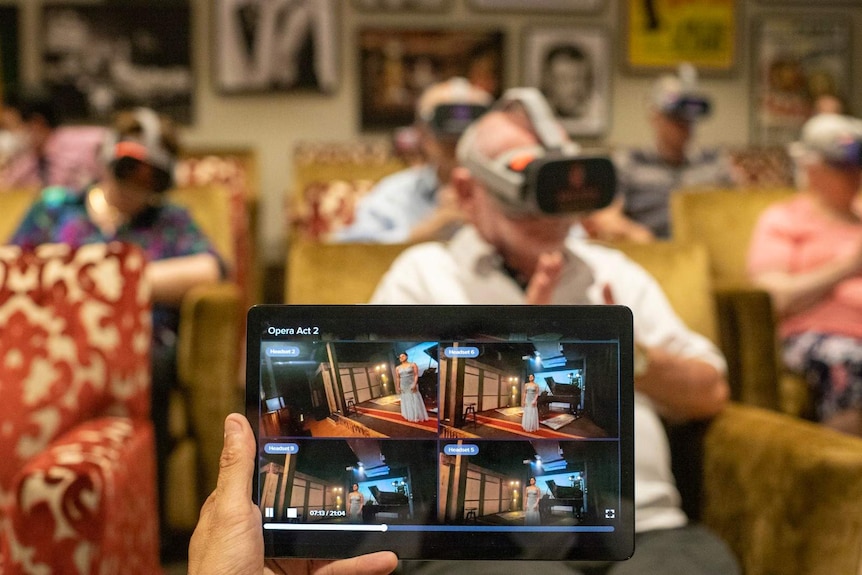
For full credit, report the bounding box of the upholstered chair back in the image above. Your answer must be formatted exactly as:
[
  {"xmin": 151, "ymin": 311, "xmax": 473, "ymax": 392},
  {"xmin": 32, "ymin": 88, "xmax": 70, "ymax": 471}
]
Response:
[
  {"xmin": 0, "ymin": 242, "xmax": 159, "ymax": 574},
  {"xmin": 0, "ymin": 242, "xmax": 151, "ymax": 490}
]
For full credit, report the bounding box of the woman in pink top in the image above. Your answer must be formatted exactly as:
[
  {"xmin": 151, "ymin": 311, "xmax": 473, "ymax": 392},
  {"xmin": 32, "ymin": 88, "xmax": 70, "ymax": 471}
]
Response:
[{"xmin": 748, "ymin": 114, "xmax": 862, "ymax": 436}]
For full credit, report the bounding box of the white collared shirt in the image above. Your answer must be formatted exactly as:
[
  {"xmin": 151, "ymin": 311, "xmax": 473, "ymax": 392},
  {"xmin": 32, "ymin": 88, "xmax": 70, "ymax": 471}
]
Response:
[{"xmin": 371, "ymin": 225, "xmax": 726, "ymax": 532}]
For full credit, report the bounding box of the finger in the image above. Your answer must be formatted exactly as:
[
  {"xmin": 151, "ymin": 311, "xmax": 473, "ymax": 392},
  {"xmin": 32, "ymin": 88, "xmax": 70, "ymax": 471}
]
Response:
[
  {"xmin": 214, "ymin": 413, "xmax": 256, "ymax": 509},
  {"xmin": 311, "ymin": 552, "xmax": 398, "ymax": 575},
  {"xmin": 602, "ymin": 283, "xmax": 615, "ymax": 305},
  {"xmin": 526, "ymin": 251, "xmax": 564, "ymax": 305},
  {"xmin": 265, "ymin": 558, "xmax": 311, "ymax": 574}
]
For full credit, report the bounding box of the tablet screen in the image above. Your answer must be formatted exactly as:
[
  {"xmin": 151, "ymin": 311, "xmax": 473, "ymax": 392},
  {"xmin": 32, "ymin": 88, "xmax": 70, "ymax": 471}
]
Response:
[{"xmin": 246, "ymin": 305, "xmax": 634, "ymax": 561}]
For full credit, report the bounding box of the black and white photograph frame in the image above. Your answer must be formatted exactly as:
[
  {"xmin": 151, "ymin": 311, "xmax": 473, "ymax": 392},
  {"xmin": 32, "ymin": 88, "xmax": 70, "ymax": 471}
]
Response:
[
  {"xmin": 40, "ymin": 2, "xmax": 193, "ymax": 124},
  {"xmin": 522, "ymin": 27, "xmax": 611, "ymax": 137},
  {"xmin": 215, "ymin": 0, "xmax": 339, "ymax": 94},
  {"xmin": 352, "ymin": 0, "xmax": 452, "ymax": 11},
  {"xmin": 468, "ymin": 0, "xmax": 606, "ymax": 13},
  {"xmin": 0, "ymin": 5, "xmax": 19, "ymax": 99}
]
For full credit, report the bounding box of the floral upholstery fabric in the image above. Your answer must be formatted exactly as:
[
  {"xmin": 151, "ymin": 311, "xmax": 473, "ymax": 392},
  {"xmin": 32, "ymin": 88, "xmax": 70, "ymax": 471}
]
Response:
[
  {"xmin": 0, "ymin": 242, "xmax": 160, "ymax": 575},
  {"xmin": 289, "ymin": 141, "xmax": 407, "ymax": 241}
]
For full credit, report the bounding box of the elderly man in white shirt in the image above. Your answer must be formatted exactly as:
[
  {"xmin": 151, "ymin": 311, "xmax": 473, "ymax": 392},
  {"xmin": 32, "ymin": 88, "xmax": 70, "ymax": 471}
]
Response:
[{"xmin": 371, "ymin": 89, "xmax": 739, "ymax": 575}]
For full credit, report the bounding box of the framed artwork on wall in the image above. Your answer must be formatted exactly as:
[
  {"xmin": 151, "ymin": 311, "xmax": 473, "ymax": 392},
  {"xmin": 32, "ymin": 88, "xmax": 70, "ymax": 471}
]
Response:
[
  {"xmin": 215, "ymin": 0, "xmax": 339, "ymax": 94},
  {"xmin": 468, "ymin": 0, "xmax": 605, "ymax": 12},
  {"xmin": 358, "ymin": 28, "xmax": 504, "ymax": 131},
  {"xmin": 40, "ymin": 2, "xmax": 193, "ymax": 124},
  {"xmin": 0, "ymin": 6, "xmax": 19, "ymax": 102},
  {"xmin": 522, "ymin": 27, "xmax": 610, "ymax": 137},
  {"xmin": 353, "ymin": 0, "xmax": 452, "ymax": 11},
  {"xmin": 751, "ymin": 16, "xmax": 852, "ymax": 146},
  {"xmin": 623, "ymin": 0, "xmax": 737, "ymax": 75}
]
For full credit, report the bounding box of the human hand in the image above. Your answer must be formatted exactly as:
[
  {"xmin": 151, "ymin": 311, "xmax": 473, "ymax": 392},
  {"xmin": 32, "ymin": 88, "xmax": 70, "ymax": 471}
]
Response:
[
  {"xmin": 526, "ymin": 251, "xmax": 564, "ymax": 304},
  {"xmin": 581, "ymin": 208, "xmax": 655, "ymax": 244},
  {"xmin": 188, "ymin": 413, "xmax": 398, "ymax": 575},
  {"xmin": 407, "ymin": 185, "xmax": 465, "ymax": 242}
]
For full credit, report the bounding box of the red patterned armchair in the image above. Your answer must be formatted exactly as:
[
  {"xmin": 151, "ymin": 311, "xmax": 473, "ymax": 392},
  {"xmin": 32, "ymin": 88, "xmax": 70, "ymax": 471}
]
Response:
[{"xmin": 0, "ymin": 242, "xmax": 161, "ymax": 574}]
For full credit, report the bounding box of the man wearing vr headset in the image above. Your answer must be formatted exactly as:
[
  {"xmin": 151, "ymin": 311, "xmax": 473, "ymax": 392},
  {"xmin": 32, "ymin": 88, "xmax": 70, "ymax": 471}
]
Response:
[
  {"xmin": 371, "ymin": 89, "xmax": 738, "ymax": 574},
  {"xmin": 333, "ymin": 77, "xmax": 491, "ymax": 244},
  {"xmin": 748, "ymin": 113, "xmax": 862, "ymax": 437},
  {"xmin": 584, "ymin": 65, "xmax": 734, "ymax": 243},
  {"xmin": 10, "ymin": 106, "xmax": 225, "ymax": 559}
]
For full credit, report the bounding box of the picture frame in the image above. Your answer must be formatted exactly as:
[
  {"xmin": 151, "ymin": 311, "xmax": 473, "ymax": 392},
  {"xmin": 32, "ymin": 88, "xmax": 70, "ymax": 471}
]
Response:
[
  {"xmin": 750, "ymin": 16, "xmax": 852, "ymax": 146},
  {"xmin": 40, "ymin": 2, "xmax": 193, "ymax": 124},
  {"xmin": 522, "ymin": 26, "xmax": 611, "ymax": 138},
  {"xmin": 0, "ymin": 6, "xmax": 19, "ymax": 101},
  {"xmin": 467, "ymin": 0, "xmax": 606, "ymax": 13},
  {"xmin": 352, "ymin": 0, "xmax": 452, "ymax": 11},
  {"xmin": 358, "ymin": 28, "xmax": 504, "ymax": 131},
  {"xmin": 215, "ymin": 0, "xmax": 339, "ymax": 95},
  {"xmin": 623, "ymin": 0, "xmax": 738, "ymax": 75}
]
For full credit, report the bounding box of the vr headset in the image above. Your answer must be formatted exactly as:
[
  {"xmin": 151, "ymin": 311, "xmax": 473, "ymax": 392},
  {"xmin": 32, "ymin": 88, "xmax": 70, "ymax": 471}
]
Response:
[
  {"xmin": 790, "ymin": 114, "xmax": 862, "ymax": 168},
  {"xmin": 102, "ymin": 107, "xmax": 175, "ymax": 193},
  {"xmin": 830, "ymin": 138, "xmax": 862, "ymax": 167},
  {"xmin": 425, "ymin": 102, "xmax": 489, "ymax": 137},
  {"xmin": 652, "ymin": 64, "xmax": 712, "ymax": 122},
  {"xmin": 457, "ymin": 87, "xmax": 616, "ymax": 215},
  {"xmin": 659, "ymin": 95, "xmax": 711, "ymax": 122}
]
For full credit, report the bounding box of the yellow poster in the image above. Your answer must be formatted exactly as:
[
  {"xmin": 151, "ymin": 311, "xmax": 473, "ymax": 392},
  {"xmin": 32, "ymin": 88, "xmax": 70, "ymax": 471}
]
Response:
[{"xmin": 626, "ymin": 0, "xmax": 736, "ymax": 71}]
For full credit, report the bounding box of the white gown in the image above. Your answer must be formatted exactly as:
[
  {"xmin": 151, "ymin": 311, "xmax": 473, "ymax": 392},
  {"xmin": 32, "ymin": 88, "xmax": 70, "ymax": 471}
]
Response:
[
  {"xmin": 348, "ymin": 491, "xmax": 363, "ymax": 522},
  {"xmin": 397, "ymin": 363, "xmax": 429, "ymax": 422},
  {"xmin": 525, "ymin": 485, "xmax": 541, "ymax": 525},
  {"xmin": 521, "ymin": 383, "xmax": 539, "ymax": 432}
]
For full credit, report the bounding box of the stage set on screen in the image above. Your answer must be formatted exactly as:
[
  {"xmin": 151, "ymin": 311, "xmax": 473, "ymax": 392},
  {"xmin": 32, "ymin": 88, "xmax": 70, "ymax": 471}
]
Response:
[
  {"xmin": 438, "ymin": 341, "xmax": 619, "ymax": 440},
  {"xmin": 248, "ymin": 305, "xmax": 634, "ymax": 561},
  {"xmin": 259, "ymin": 438, "xmax": 438, "ymax": 525},
  {"xmin": 259, "ymin": 340, "xmax": 440, "ymax": 439},
  {"xmin": 438, "ymin": 439, "xmax": 619, "ymax": 527}
]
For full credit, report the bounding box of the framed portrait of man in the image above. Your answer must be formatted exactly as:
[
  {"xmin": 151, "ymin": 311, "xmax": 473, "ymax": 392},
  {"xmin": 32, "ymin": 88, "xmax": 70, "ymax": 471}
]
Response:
[{"xmin": 522, "ymin": 27, "xmax": 610, "ymax": 137}]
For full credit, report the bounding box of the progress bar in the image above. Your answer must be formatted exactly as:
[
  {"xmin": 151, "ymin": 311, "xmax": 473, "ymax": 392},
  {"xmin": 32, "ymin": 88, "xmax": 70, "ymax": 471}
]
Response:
[{"xmin": 265, "ymin": 523, "xmax": 388, "ymax": 532}]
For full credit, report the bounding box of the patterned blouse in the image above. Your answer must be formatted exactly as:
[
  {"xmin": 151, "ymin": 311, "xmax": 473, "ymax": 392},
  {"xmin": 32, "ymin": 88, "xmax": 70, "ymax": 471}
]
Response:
[{"xmin": 11, "ymin": 186, "xmax": 225, "ymax": 345}]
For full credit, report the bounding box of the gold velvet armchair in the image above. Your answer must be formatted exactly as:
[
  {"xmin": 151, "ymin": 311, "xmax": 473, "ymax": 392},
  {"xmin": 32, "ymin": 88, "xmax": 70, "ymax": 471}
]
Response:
[
  {"xmin": 670, "ymin": 187, "xmax": 808, "ymax": 417},
  {"xmin": 284, "ymin": 237, "xmax": 862, "ymax": 574}
]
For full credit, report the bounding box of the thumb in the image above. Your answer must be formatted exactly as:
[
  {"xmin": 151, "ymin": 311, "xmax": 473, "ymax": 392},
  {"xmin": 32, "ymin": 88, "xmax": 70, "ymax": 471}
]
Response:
[{"xmin": 215, "ymin": 413, "xmax": 255, "ymax": 509}]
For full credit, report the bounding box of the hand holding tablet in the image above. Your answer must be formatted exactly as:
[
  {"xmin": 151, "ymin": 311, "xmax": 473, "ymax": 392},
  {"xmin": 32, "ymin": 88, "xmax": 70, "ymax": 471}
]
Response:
[{"xmin": 188, "ymin": 412, "xmax": 399, "ymax": 575}]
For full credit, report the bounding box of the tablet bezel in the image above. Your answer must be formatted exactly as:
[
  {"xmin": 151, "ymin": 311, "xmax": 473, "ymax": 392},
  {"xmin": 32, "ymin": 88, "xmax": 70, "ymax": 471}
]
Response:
[{"xmin": 246, "ymin": 304, "xmax": 634, "ymax": 561}]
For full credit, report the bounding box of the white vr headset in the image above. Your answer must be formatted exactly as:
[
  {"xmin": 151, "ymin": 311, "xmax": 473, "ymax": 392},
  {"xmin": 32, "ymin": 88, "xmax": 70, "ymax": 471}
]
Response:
[{"xmin": 457, "ymin": 88, "xmax": 616, "ymax": 215}]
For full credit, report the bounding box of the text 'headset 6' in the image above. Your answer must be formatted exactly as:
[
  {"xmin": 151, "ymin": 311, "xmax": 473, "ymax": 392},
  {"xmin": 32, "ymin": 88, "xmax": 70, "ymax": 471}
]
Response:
[{"xmin": 457, "ymin": 87, "xmax": 616, "ymax": 215}]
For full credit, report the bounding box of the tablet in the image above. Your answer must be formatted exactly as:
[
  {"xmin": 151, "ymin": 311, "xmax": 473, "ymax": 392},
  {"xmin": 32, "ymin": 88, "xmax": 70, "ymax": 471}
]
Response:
[{"xmin": 246, "ymin": 304, "xmax": 634, "ymax": 561}]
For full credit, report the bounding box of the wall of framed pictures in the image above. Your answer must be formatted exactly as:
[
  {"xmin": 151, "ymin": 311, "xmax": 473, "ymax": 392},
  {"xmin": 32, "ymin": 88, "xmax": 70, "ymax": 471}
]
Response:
[{"xmin": 2, "ymin": 0, "xmax": 862, "ymax": 265}]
